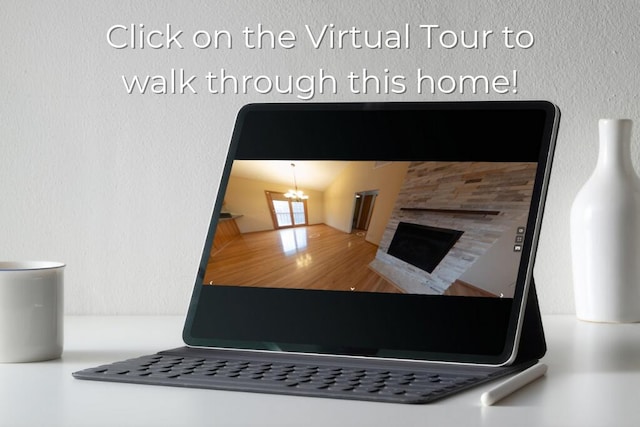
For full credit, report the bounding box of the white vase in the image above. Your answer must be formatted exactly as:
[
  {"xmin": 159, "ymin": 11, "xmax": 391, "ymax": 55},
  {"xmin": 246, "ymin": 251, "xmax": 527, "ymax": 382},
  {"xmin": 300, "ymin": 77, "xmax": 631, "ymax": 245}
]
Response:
[{"xmin": 570, "ymin": 119, "xmax": 640, "ymax": 322}]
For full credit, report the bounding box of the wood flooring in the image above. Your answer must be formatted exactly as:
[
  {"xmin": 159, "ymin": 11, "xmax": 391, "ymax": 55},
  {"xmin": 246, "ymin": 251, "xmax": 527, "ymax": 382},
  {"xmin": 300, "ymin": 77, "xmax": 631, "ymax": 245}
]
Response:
[
  {"xmin": 443, "ymin": 279, "xmax": 498, "ymax": 297},
  {"xmin": 204, "ymin": 224, "xmax": 402, "ymax": 293}
]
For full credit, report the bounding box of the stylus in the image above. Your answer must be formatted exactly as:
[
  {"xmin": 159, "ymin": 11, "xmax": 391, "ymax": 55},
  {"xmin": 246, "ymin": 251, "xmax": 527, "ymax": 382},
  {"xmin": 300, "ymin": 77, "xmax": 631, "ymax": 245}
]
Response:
[{"xmin": 480, "ymin": 363, "xmax": 547, "ymax": 406}]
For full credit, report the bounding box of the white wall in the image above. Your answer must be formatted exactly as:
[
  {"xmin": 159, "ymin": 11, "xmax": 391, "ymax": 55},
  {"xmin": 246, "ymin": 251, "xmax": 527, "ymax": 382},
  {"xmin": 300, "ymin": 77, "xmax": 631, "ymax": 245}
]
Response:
[
  {"xmin": 2, "ymin": 0, "xmax": 639, "ymax": 314},
  {"xmin": 458, "ymin": 221, "xmax": 525, "ymax": 298}
]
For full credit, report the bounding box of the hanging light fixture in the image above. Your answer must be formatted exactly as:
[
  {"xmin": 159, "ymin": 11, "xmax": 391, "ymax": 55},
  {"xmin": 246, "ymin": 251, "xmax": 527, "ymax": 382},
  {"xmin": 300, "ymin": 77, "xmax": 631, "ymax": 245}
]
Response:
[{"xmin": 284, "ymin": 163, "xmax": 309, "ymax": 201}]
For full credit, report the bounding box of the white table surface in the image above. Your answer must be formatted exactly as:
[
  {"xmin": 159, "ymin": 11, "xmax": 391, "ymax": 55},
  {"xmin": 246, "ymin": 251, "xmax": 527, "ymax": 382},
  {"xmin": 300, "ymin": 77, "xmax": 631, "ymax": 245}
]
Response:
[{"xmin": 1, "ymin": 315, "xmax": 639, "ymax": 427}]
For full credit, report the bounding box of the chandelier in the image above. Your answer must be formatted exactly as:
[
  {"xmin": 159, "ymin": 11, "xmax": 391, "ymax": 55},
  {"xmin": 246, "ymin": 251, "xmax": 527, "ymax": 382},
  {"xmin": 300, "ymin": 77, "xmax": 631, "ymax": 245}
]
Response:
[{"xmin": 284, "ymin": 163, "xmax": 309, "ymax": 201}]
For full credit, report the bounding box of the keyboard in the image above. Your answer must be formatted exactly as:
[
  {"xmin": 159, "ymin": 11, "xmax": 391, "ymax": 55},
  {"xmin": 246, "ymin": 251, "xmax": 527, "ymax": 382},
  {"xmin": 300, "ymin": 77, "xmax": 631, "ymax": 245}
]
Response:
[{"xmin": 73, "ymin": 347, "xmax": 533, "ymax": 404}]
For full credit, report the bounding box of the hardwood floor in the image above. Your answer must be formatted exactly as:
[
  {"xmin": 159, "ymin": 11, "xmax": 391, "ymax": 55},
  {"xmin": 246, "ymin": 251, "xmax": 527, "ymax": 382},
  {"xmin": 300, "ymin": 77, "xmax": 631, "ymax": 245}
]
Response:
[
  {"xmin": 204, "ymin": 224, "xmax": 402, "ymax": 293},
  {"xmin": 443, "ymin": 279, "xmax": 498, "ymax": 297}
]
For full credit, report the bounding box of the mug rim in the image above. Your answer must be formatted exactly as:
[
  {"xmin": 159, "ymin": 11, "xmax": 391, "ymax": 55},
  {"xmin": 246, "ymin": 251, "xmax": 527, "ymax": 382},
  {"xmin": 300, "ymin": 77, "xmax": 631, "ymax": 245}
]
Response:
[{"xmin": 0, "ymin": 261, "xmax": 65, "ymax": 271}]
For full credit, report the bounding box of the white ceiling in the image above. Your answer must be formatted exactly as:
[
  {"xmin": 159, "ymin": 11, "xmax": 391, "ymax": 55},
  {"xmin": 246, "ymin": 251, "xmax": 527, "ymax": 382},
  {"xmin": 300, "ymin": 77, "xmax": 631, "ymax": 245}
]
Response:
[{"xmin": 230, "ymin": 160, "xmax": 352, "ymax": 191}]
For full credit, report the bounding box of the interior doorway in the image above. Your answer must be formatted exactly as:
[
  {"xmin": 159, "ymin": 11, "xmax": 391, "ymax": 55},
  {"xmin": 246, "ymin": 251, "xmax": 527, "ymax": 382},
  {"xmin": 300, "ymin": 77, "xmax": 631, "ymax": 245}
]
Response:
[{"xmin": 352, "ymin": 190, "xmax": 378, "ymax": 232}]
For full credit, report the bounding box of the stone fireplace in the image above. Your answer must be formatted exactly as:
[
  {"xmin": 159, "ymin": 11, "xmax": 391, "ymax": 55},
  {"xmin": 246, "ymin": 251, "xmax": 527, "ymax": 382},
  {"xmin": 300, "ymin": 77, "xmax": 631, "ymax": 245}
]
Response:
[{"xmin": 369, "ymin": 161, "xmax": 537, "ymax": 295}]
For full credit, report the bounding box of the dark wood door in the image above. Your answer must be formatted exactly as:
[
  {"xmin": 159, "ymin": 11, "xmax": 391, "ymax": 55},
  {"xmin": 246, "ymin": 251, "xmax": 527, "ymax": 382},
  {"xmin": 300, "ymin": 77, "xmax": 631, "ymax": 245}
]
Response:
[{"xmin": 356, "ymin": 194, "xmax": 376, "ymax": 230}]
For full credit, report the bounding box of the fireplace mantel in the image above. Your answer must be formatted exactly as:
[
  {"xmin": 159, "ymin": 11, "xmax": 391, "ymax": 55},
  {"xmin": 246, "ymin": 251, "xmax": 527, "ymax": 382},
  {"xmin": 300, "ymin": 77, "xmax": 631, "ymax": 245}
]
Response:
[{"xmin": 400, "ymin": 207, "xmax": 500, "ymax": 216}]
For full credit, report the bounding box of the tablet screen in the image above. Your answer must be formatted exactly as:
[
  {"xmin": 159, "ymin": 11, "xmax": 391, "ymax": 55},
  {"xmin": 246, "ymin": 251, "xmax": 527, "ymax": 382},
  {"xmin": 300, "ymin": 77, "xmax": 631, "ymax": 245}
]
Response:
[{"xmin": 205, "ymin": 159, "xmax": 534, "ymax": 299}]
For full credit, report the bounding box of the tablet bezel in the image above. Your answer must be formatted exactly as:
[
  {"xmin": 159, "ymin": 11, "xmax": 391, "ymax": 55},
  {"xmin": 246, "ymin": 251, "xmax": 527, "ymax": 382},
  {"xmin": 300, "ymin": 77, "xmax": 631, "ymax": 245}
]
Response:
[{"xmin": 183, "ymin": 101, "xmax": 559, "ymax": 366}]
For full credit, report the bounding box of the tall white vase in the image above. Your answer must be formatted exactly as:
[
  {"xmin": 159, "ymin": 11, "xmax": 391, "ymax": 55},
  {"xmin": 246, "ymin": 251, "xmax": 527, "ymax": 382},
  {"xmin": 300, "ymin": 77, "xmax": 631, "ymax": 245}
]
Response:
[{"xmin": 570, "ymin": 119, "xmax": 640, "ymax": 323}]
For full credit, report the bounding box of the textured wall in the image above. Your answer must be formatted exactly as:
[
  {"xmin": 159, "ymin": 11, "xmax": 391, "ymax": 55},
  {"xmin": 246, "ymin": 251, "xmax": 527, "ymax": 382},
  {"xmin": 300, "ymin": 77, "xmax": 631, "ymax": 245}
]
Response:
[{"xmin": 2, "ymin": 0, "xmax": 639, "ymax": 314}]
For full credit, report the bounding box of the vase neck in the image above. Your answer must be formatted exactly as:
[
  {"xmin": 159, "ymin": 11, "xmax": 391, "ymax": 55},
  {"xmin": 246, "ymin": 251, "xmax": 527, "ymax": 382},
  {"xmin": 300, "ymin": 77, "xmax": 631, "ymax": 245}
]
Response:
[{"xmin": 597, "ymin": 119, "xmax": 635, "ymax": 174}]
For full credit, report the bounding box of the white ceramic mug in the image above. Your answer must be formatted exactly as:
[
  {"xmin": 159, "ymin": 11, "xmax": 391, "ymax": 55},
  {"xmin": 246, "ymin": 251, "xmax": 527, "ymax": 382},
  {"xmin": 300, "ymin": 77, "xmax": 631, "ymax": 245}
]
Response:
[{"xmin": 0, "ymin": 261, "xmax": 64, "ymax": 362}]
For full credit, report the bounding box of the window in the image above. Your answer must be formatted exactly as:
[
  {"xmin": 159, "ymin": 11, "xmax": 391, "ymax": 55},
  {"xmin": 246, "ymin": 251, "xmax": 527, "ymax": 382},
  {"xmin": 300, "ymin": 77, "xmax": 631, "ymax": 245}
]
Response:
[{"xmin": 265, "ymin": 191, "xmax": 308, "ymax": 229}]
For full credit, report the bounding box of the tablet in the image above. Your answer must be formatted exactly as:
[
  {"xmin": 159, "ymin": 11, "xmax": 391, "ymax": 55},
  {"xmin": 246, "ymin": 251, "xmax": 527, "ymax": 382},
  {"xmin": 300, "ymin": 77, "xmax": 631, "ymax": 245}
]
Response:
[{"xmin": 183, "ymin": 101, "xmax": 559, "ymax": 366}]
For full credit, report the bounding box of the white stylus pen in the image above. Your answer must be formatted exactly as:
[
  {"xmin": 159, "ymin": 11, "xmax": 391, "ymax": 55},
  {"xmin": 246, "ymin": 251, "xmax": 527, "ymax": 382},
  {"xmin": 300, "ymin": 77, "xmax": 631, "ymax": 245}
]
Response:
[{"xmin": 480, "ymin": 363, "xmax": 548, "ymax": 406}]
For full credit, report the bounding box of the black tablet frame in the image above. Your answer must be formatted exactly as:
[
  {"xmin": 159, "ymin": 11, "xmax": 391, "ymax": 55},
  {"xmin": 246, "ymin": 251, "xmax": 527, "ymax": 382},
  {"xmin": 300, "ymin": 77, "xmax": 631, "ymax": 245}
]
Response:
[{"xmin": 183, "ymin": 101, "xmax": 559, "ymax": 365}]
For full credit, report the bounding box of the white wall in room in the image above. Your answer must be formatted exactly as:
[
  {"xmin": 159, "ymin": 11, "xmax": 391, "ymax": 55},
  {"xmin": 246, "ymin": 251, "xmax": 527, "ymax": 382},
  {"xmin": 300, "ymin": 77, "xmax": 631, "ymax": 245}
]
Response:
[
  {"xmin": 2, "ymin": 0, "xmax": 639, "ymax": 314},
  {"xmin": 458, "ymin": 222, "xmax": 525, "ymax": 298}
]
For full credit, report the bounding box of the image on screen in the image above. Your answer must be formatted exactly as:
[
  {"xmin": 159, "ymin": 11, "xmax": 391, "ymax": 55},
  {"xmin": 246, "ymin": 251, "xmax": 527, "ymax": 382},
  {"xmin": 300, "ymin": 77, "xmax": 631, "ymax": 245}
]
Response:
[{"xmin": 204, "ymin": 160, "xmax": 536, "ymax": 298}]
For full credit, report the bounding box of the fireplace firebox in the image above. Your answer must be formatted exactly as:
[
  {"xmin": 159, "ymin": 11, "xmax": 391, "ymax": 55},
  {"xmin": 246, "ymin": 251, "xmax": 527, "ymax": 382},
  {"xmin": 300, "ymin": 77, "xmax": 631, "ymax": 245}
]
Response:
[{"xmin": 387, "ymin": 222, "xmax": 464, "ymax": 273}]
